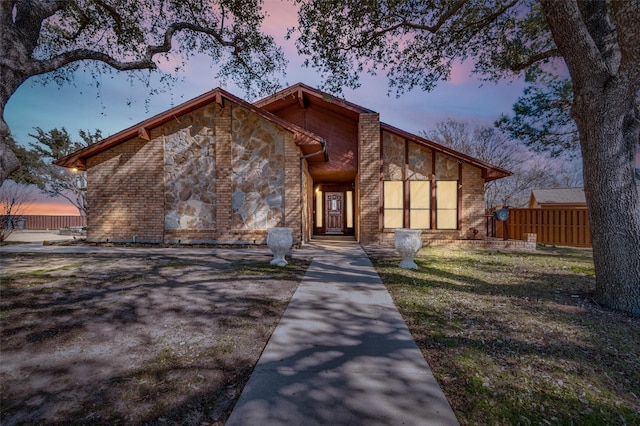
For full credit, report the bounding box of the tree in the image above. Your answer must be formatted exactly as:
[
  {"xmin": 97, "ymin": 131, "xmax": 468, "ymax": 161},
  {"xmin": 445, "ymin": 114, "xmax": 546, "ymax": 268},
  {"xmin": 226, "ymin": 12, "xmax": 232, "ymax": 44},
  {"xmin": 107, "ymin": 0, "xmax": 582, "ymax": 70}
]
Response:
[
  {"xmin": 0, "ymin": 0, "xmax": 286, "ymax": 184},
  {"xmin": 496, "ymin": 73, "xmax": 579, "ymax": 157},
  {"xmin": 426, "ymin": 119, "xmax": 580, "ymax": 208},
  {"xmin": 293, "ymin": 0, "xmax": 640, "ymax": 314},
  {"xmin": 0, "ymin": 180, "xmax": 34, "ymax": 242},
  {"xmin": 24, "ymin": 128, "xmax": 100, "ymax": 216}
]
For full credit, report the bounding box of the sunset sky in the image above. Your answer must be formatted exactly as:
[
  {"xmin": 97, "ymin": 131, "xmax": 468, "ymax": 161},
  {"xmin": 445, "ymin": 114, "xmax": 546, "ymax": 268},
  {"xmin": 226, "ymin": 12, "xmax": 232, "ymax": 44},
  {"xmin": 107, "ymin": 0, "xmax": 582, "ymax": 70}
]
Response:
[{"xmin": 5, "ymin": 1, "xmax": 532, "ymax": 215}]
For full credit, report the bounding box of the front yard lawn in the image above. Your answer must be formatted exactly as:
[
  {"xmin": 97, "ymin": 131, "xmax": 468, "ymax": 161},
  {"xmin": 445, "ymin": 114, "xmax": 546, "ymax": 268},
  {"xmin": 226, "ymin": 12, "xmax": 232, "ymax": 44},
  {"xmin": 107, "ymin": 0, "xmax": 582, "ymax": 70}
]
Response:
[
  {"xmin": 371, "ymin": 245, "xmax": 639, "ymax": 426},
  {"xmin": 0, "ymin": 252, "xmax": 308, "ymax": 425}
]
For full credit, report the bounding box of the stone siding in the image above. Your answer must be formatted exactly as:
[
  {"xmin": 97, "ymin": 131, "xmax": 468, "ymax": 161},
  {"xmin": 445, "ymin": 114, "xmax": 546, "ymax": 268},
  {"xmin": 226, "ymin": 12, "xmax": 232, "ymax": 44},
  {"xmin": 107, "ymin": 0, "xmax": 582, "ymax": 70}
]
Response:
[
  {"xmin": 382, "ymin": 132, "xmax": 404, "ymax": 181},
  {"xmin": 163, "ymin": 104, "xmax": 217, "ymax": 232},
  {"xmin": 408, "ymin": 143, "xmax": 432, "ymax": 180},
  {"xmin": 86, "ymin": 99, "xmax": 303, "ymax": 245},
  {"xmin": 231, "ymin": 105, "xmax": 286, "ymax": 231}
]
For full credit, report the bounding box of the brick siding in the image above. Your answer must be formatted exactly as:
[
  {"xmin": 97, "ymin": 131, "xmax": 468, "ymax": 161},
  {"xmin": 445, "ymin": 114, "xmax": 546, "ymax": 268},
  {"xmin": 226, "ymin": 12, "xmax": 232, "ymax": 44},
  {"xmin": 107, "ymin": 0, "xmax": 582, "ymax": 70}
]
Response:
[
  {"xmin": 86, "ymin": 137, "xmax": 164, "ymax": 243},
  {"xmin": 358, "ymin": 113, "xmax": 382, "ymax": 244}
]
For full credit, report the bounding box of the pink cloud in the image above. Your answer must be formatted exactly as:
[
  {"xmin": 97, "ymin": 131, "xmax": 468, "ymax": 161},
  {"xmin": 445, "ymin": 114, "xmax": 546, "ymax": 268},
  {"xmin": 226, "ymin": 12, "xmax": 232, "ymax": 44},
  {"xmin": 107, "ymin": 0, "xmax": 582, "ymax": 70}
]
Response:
[{"xmin": 449, "ymin": 59, "xmax": 477, "ymax": 85}]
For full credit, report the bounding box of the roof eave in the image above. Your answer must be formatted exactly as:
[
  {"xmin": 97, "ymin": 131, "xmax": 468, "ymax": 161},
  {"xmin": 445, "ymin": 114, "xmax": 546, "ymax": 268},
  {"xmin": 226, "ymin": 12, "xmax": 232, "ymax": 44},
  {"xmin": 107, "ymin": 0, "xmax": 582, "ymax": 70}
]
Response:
[
  {"xmin": 380, "ymin": 122, "xmax": 512, "ymax": 181},
  {"xmin": 55, "ymin": 87, "xmax": 326, "ymax": 170}
]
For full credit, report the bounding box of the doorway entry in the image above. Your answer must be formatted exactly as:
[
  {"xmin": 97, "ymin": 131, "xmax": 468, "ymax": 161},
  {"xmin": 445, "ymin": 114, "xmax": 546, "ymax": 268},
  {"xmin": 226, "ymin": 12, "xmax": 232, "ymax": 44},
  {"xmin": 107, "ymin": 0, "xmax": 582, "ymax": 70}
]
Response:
[
  {"xmin": 314, "ymin": 183, "xmax": 355, "ymax": 236},
  {"xmin": 325, "ymin": 192, "xmax": 344, "ymax": 233}
]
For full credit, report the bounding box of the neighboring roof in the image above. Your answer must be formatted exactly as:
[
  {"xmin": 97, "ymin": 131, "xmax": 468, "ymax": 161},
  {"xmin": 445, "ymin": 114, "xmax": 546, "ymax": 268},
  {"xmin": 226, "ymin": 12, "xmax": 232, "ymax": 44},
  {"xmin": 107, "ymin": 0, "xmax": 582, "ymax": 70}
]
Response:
[
  {"xmin": 531, "ymin": 188, "xmax": 587, "ymax": 205},
  {"xmin": 380, "ymin": 122, "xmax": 512, "ymax": 182},
  {"xmin": 55, "ymin": 87, "xmax": 326, "ymax": 170}
]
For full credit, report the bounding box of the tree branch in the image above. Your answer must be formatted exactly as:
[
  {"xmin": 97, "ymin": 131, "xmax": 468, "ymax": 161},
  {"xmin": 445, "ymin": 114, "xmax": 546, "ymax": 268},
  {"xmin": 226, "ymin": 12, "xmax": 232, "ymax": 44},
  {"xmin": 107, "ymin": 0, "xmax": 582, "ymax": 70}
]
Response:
[
  {"xmin": 401, "ymin": 0, "xmax": 468, "ymax": 33},
  {"xmin": 342, "ymin": 0, "xmax": 468, "ymax": 51},
  {"xmin": 28, "ymin": 21, "xmax": 236, "ymax": 76},
  {"xmin": 510, "ymin": 48, "xmax": 561, "ymax": 72},
  {"xmin": 611, "ymin": 0, "xmax": 640, "ymax": 85},
  {"xmin": 539, "ymin": 0, "xmax": 611, "ymax": 87}
]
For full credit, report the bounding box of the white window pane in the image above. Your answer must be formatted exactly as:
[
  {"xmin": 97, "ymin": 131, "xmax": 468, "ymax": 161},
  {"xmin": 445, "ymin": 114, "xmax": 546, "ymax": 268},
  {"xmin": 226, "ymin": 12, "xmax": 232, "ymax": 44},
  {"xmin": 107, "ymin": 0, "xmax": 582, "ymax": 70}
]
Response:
[
  {"xmin": 384, "ymin": 181, "xmax": 403, "ymax": 209},
  {"xmin": 410, "ymin": 210, "xmax": 430, "ymax": 229},
  {"xmin": 437, "ymin": 181, "xmax": 457, "ymax": 209},
  {"xmin": 384, "ymin": 209, "xmax": 403, "ymax": 228},
  {"xmin": 346, "ymin": 191, "xmax": 353, "ymax": 228},
  {"xmin": 437, "ymin": 210, "xmax": 457, "ymax": 229},
  {"xmin": 315, "ymin": 190, "xmax": 323, "ymax": 227},
  {"xmin": 410, "ymin": 181, "xmax": 430, "ymax": 208}
]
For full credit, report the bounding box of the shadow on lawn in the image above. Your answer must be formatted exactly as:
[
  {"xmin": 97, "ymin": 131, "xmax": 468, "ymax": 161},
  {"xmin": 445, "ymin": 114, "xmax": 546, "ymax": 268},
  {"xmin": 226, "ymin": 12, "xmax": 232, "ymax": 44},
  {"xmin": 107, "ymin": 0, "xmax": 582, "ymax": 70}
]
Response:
[
  {"xmin": 0, "ymin": 254, "xmax": 307, "ymax": 425},
  {"xmin": 370, "ymin": 249, "xmax": 640, "ymax": 425}
]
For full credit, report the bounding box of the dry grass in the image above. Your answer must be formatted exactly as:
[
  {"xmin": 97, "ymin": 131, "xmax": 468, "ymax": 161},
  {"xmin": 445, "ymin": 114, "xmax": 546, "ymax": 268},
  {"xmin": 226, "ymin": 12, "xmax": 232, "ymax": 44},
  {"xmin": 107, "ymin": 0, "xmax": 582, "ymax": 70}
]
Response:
[
  {"xmin": 0, "ymin": 252, "xmax": 309, "ymax": 425},
  {"xmin": 370, "ymin": 245, "xmax": 640, "ymax": 426}
]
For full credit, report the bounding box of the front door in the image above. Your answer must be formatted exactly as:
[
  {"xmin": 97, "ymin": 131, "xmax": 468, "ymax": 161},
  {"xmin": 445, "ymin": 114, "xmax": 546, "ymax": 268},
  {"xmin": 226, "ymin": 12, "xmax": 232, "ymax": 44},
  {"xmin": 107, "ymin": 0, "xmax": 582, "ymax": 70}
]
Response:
[{"xmin": 325, "ymin": 192, "xmax": 344, "ymax": 233}]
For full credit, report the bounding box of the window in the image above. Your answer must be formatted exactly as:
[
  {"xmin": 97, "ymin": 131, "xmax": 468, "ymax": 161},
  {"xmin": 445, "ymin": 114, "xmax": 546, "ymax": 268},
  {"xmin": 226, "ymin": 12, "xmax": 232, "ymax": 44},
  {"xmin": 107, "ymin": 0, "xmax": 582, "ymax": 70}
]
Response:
[
  {"xmin": 436, "ymin": 181, "xmax": 458, "ymax": 229},
  {"xmin": 346, "ymin": 191, "xmax": 353, "ymax": 228},
  {"xmin": 383, "ymin": 181, "xmax": 403, "ymax": 228},
  {"xmin": 315, "ymin": 189, "xmax": 323, "ymax": 227},
  {"xmin": 383, "ymin": 179, "xmax": 458, "ymax": 230},
  {"xmin": 410, "ymin": 181, "xmax": 430, "ymax": 229}
]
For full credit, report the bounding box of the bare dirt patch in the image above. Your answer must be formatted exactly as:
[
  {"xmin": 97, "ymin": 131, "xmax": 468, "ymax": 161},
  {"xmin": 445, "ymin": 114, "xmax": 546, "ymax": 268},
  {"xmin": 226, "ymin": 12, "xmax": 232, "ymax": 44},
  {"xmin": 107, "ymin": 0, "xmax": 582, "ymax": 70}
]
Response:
[{"xmin": 0, "ymin": 251, "xmax": 309, "ymax": 425}]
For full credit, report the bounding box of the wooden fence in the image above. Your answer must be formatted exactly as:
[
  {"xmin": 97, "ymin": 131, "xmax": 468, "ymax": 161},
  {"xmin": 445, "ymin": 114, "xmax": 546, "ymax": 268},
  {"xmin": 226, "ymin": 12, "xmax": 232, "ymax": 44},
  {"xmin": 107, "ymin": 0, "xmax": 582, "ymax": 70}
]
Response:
[
  {"xmin": 495, "ymin": 208, "xmax": 592, "ymax": 248},
  {"xmin": 22, "ymin": 215, "xmax": 86, "ymax": 230}
]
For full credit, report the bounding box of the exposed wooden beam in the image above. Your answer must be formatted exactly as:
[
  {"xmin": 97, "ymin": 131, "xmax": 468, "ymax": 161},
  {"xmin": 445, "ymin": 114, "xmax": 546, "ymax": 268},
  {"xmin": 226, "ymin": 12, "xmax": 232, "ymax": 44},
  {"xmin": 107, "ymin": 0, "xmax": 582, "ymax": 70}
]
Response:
[
  {"xmin": 215, "ymin": 91, "xmax": 224, "ymax": 108},
  {"xmin": 297, "ymin": 88, "xmax": 307, "ymax": 109},
  {"xmin": 138, "ymin": 127, "xmax": 151, "ymax": 140}
]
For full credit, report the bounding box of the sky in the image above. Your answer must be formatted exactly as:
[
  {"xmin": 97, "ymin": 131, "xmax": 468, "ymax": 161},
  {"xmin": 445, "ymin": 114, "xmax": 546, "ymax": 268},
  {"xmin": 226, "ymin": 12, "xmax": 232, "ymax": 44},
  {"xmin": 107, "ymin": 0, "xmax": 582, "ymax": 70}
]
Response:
[{"xmin": 5, "ymin": 1, "xmax": 533, "ymax": 215}]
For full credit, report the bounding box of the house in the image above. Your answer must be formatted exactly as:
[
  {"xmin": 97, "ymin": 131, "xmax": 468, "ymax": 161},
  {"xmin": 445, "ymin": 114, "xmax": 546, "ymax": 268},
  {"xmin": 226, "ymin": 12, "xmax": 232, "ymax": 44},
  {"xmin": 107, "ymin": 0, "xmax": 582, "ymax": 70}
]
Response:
[
  {"xmin": 55, "ymin": 83, "xmax": 510, "ymax": 245},
  {"xmin": 528, "ymin": 188, "xmax": 587, "ymax": 209}
]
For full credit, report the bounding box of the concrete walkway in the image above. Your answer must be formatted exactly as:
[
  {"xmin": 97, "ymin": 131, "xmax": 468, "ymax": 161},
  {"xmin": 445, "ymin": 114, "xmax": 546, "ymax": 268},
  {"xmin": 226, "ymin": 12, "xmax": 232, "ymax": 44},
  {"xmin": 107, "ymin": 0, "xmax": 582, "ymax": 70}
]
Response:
[
  {"xmin": 226, "ymin": 240, "xmax": 458, "ymax": 426},
  {"xmin": 1, "ymin": 237, "xmax": 458, "ymax": 424}
]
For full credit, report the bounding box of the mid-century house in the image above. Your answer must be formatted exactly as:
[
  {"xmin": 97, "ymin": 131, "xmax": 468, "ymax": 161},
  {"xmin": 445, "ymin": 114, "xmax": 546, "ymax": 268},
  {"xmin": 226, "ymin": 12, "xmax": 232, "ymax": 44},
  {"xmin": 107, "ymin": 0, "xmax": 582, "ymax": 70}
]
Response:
[
  {"xmin": 56, "ymin": 83, "xmax": 510, "ymax": 245},
  {"xmin": 528, "ymin": 188, "xmax": 587, "ymax": 209}
]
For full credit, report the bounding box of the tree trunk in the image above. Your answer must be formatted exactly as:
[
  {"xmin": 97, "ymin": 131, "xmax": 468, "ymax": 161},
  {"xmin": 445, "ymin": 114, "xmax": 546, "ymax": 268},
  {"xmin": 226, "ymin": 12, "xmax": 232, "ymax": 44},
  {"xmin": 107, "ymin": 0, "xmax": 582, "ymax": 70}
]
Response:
[
  {"xmin": 575, "ymin": 91, "xmax": 640, "ymax": 315},
  {"xmin": 540, "ymin": 0, "xmax": 640, "ymax": 315}
]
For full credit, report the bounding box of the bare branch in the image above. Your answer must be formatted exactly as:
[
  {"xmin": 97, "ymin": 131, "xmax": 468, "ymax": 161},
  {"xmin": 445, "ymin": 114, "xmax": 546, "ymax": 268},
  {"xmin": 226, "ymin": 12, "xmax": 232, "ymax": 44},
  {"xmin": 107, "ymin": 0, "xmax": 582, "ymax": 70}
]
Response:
[
  {"xmin": 401, "ymin": 0, "xmax": 468, "ymax": 33},
  {"xmin": 510, "ymin": 48, "xmax": 561, "ymax": 71},
  {"xmin": 343, "ymin": 1, "xmax": 468, "ymax": 51},
  {"xmin": 28, "ymin": 21, "xmax": 236, "ymax": 77},
  {"xmin": 611, "ymin": 0, "xmax": 640, "ymax": 85}
]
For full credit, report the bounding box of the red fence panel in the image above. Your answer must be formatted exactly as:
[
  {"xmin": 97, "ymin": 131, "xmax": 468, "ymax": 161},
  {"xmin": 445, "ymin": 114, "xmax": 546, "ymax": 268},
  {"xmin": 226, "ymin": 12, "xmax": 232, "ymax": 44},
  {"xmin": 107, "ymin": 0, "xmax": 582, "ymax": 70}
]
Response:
[
  {"xmin": 23, "ymin": 215, "xmax": 87, "ymax": 230},
  {"xmin": 497, "ymin": 208, "xmax": 591, "ymax": 248}
]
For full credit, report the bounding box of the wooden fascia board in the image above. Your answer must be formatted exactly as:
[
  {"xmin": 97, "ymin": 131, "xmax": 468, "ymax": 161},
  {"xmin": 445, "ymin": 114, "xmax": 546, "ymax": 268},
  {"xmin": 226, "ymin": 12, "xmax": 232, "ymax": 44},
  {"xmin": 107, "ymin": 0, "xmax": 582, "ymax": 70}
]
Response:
[
  {"xmin": 55, "ymin": 87, "xmax": 326, "ymax": 169},
  {"xmin": 254, "ymin": 82, "xmax": 375, "ymax": 115},
  {"xmin": 380, "ymin": 122, "xmax": 512, "ymax": 181}
]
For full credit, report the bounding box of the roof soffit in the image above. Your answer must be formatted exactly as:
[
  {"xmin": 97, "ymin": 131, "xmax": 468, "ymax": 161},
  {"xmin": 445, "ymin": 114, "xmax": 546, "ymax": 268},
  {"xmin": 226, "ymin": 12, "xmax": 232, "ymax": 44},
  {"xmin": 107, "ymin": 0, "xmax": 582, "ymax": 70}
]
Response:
[
  {"xmin": 380, "ymin": 122, "xmax": 511, "ymax": 182},
  {"xmin": 254, "ymin": 83, "xmax": 375, "ymax": 121},
  {"xmin": 55, "ymin": 87, "xmax": 325, "ymax": 170}
]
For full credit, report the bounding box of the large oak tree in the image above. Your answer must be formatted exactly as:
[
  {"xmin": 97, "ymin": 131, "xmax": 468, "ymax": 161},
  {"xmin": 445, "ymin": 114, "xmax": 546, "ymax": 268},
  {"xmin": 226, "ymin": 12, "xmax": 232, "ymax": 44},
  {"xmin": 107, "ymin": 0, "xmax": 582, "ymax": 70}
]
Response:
[
  {"xmin": 293, "ymin": 0, "xmax": 640, "ymax": 314},
  {"xmin": 0, "ymin": 0, "xmax": 285, "ymax": 182}
]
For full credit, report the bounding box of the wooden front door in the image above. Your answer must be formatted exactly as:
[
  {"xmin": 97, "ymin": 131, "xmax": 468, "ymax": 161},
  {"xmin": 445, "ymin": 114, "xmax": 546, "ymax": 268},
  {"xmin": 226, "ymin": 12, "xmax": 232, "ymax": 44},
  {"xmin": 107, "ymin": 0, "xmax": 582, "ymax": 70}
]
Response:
[{"xmin": 325, "ymin": 192, "xmax": 344, "ymax": 233}]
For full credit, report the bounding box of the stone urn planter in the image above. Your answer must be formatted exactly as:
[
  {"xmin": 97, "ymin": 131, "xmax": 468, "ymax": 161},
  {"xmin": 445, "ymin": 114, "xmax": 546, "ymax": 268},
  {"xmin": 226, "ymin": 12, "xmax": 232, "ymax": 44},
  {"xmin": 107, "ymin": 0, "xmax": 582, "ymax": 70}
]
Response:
[
  {"xmin": 267, "ymin": 227, "xmax": 293, "ymax": 266},
  {"xmin": 395, "ymin": 229, "xmax": 423, "ymax": 270}
]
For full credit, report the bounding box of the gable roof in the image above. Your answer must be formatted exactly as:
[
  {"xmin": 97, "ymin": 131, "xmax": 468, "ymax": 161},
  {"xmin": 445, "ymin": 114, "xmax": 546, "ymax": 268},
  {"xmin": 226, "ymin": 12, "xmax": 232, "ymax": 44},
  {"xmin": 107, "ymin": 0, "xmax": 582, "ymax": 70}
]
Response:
[
  {"xmin": 530, "ymin": 188, "xmax": 587, "ymax": 206},
  {"xmin": 55, "ymin": 83, "xmax": 512, "ymax": 183},
  {"xmin": 55, "ymin": 87, "xmax": 326, "ymax": 170},
  {"xmin": 380, "ymin": 122, "xmax": 511, "ymax": 182},
  {"xmin": 257, "ymin": 83, "xmax": 511, "ymax": 182},
  {"xmin": 255, "ymin": 82, "xmax": 375, "ymax": 120}
]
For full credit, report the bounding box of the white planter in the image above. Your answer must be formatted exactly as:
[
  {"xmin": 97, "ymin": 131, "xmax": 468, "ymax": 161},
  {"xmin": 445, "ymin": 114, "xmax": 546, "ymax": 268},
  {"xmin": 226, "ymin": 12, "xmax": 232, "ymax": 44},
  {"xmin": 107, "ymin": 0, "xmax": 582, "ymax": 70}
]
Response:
[
  {"xmin": 267, "ymin": 227, "xmax": 293, "ymax": 266},
  {"xmin": 395, "ymin": 229, "xmax": 423, "ymax": 270}
]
